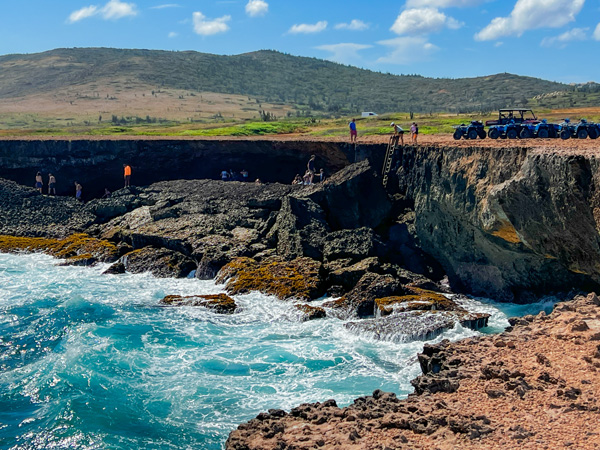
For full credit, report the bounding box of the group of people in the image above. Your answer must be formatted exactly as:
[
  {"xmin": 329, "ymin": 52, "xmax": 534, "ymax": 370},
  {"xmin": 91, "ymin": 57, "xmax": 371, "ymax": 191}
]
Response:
[
  {"xmin": 390, "ymin": 121, "xmax": 419, "ymax": 145},
  {"xmin": 35, "ymin": 172, "xmax": 57, "ymax": 195},
  {"xmin": 220, "ymin": 168, "xmax": 250, "ymax": 182},
  {"xmin": 33, "ymin": 164, "xmax": 132, "ymax": 202},
  {"xmin": 292, "ymin": 154, "xmax": 325, "ymax": 185},
  {"xmin": 348, "ymin": 118, "xmax": 419, "ymax": 145}
]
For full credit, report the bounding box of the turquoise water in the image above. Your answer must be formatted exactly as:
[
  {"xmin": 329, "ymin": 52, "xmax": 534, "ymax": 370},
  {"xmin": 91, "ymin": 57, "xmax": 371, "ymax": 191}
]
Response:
[{"xmin": 0, "ymin": 253, "xmax": 555, "ymax": 449}]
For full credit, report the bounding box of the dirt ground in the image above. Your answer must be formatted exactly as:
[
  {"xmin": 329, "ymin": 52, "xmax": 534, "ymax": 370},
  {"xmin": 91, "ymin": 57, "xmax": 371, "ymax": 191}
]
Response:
[{"xmin": 2, "ymin": 133, "xmax": 598, "ymax": 157}]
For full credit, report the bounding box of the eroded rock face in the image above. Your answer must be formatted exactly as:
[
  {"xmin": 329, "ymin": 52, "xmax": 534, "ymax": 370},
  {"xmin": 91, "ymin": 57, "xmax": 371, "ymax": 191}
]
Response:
[
  {"xmin": 396, "ymin": 147, "xmax": 600, "ymax": 301},
  {"xmin": 303, "ymin": 159, "xmax": 392, "ymax": 230}
]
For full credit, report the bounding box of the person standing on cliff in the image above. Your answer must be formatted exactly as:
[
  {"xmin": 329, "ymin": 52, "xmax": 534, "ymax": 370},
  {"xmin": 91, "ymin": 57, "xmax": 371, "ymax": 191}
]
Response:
[
  {"xmin": 48, "ymin": 173, "xmax": 56, "ymax": 196},
  {"xmin": 35, "ymin": 172, "xmax": 43, "ymax": 193},
  {"xmin": 123, "ymin": 164, "xmax": 132, "ymax": 188},
  {"xmin": 411, "ymin": 122, "xmax": 419, "ymax": 144},
  {"xmin": 349, "ymin": 119, "xmax": 357, "ymax": 144},
  {"xmin": 391, "ymin": 122, "xmax": 404, "ymax": 145},
  {"xmin": 74, "ymin": 181, "xmax": 83, "ymax": 202},
  {"xmin": 307, "ymin": 155, "xmax": 316, "ymax": 184}
]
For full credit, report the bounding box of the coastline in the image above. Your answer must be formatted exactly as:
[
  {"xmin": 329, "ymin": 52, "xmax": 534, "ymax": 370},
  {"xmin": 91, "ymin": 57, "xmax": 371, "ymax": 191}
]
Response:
[{"xmin": 3, "ymin": 138, "xmax": 600, "ymax": 448}]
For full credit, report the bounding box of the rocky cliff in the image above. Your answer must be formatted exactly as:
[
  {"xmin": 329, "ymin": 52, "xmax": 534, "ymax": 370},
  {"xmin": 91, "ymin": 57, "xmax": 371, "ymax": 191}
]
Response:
[
  {"xmin": 0, "ymin": 138, "xmax": 373, "ymax": 198},
  {"xmin": 394, "ymin": 146, "xmax": 600, "ymax": 302},
  {"xmin": 4, "ymin": 138, "xmax": 600, "ymax": 304}
]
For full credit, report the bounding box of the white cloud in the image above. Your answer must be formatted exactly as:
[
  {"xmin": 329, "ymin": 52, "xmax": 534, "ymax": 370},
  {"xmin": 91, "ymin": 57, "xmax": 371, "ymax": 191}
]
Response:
[
  {"xmin": 377, "ymin": 36, "xmax": 439, "ymax": 64},
  {"xmin": 406, "ymin": 0, "xmax": 480, "ymax": 6},
  {"xmin": 193, "ymin": 12, "xmax": 231, "ymax": 35},
  {"xmin": 594, "ymin": 23, "xmax": 600, "ymax": 41},
  {"xmin": 245, "ymin": 0, "xmax": 268, "ymax": 17},
  {"xmin": 391, "ymin": 8, "xmax": 461, "ymax": 35},
  {"xmin": 68, "ymin": 5, "xmax": 98, "ymax": 23},
  {"xmin": 335, "ymin": 19, "xmax": 369, "ymax": 31},
  {"xmin": 540, "ymin": 28, "xmax": 588, "ymax": 47},
  {"xmin": 151, "ymin": 4, "xmax": 181, "ymax": 9},
  {"xmin": 315, "ymin": 43, "xmax": 372, "ymax": 64},
  {"xmin": 102, "ymin": 0, "xmax": 137, "ymax": 19},
  {"xmin": 68, "ymin": 0, "xmax": 137, "ymax": 22},
  {"xmin": 288, "ymin": 21, "xmax": 328, "ymax": 34},
  {"xmin": 168, "ymin": 31, "xmax": 178, "ymax": 38},
  {"xmin": 475, "ymin": 0, "xmax": 585, "ymax": 41}
]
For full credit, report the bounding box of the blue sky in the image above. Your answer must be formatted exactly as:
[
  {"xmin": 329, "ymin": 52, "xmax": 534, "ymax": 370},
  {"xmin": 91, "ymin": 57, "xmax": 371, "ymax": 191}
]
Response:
[{"xmin": 2, "ymin": 0, "xmax": 600, "ymax": 83}]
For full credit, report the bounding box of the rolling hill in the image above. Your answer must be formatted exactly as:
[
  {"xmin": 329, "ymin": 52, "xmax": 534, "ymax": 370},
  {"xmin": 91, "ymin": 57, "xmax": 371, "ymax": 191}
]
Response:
[{"xmin": 0, "ymin": 47, "xmax": 596, "ymax": 128}]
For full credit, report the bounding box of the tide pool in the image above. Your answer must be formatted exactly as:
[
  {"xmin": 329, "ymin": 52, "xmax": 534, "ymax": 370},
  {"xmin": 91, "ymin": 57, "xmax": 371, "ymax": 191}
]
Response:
[{"xmin": 0, "ymin": 253, "xmax": 555, "ymax": 449}]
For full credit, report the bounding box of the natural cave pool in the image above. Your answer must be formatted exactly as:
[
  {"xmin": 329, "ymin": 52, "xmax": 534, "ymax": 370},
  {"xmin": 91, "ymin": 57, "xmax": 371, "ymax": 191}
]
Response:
[{"xmin": 0, "ymin": 253, "xmax": 557, "ymax": 449}]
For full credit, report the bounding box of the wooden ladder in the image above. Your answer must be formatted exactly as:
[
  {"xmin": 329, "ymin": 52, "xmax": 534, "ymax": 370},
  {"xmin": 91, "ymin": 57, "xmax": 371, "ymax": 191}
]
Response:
[{"xmin": 382, "ymin": 135, "xmax": 399, "ymax": 188}]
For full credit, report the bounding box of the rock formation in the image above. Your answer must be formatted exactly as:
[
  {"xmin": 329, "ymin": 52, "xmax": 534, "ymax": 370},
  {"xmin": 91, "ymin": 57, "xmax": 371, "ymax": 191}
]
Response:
[{"xmin": 396, "ymin": 147, "xmax": 600, "ymax": 301}]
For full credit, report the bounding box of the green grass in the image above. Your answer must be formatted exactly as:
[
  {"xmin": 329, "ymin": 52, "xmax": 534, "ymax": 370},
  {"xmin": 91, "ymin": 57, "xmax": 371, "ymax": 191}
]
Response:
[{"xmin": 180, "ymin": 121, "xmax": 304, "ymax": 136}]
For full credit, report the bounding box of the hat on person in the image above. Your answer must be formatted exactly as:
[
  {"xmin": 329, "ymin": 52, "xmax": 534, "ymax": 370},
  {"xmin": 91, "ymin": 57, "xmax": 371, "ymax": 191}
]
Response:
[{"xmin": 390, "ymin": 122, "xmax": 395, "ymax": 126}]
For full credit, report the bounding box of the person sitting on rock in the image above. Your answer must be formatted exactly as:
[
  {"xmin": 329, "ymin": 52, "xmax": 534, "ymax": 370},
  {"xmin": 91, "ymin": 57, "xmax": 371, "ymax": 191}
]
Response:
[
  {"xmin": 303, "ymin": 170, "xmax": 312, "ymax": 185},
  {"xmin": 101, "ymin": 188, "xmax": 111, "ymax": 199},
  {"xmin": 241, "ymin": 169, "xmax": 249, "ymax": 181},
  {"xmin": 319, "ymin": 168, "xmax": 325, "ymax": 183},
  {"xmin": 221, "ymin": 170, "xmax": 229, "ymax": 181},
  {"xmin": 292, "ymin": 174, "xmax": 303, "ymax": 185},
  {"xmin": 35, "ymin": 172, "xmax": 43, "ymax": 193}
]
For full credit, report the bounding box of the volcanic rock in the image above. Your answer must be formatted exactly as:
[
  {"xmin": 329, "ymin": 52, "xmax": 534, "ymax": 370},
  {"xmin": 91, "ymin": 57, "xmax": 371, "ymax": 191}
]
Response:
[
  {"xmin": 121, "ymin": 247, "xmax": 196, "ymax": 278},
  {"xmin": 160, "ymin": 293, "xmax": 237, "ymax": 314},
  {"xmin": 216, "ymin": 256, "xmax": 324, "ymax": 301}
]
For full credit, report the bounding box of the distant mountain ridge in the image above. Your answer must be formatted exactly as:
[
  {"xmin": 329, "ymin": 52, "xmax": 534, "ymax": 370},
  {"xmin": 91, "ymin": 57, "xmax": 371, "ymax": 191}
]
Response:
[{"xmin": 0, "ymin": 47, "xmax": 587, "ymax": 114}]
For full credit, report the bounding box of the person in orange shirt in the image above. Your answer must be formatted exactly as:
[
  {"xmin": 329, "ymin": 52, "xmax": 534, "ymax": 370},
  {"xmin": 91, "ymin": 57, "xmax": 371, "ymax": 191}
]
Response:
[{"xmin": 123, "ymin": 164, "xmax": 132, "ymax": 187}]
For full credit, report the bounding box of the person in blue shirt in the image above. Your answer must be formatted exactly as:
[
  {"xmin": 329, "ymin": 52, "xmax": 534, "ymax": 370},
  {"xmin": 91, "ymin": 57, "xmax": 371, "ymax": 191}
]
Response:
[{"xmin": 349, "ymin": 119, "xmax": 357, "ymax": 143}]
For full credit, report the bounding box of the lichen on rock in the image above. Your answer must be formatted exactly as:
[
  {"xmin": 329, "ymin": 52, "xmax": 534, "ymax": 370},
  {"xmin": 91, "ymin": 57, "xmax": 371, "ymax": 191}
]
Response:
[
  {"xmin": 216, "ymin": 256, "xmax": 324, "ymax": 301},
  {"xmin": 375, "ymin": 287, "xmax": 457, "ymax": 316},
  {"xmin": 0, "ymin": 233, "xmax": 119, "ymax": 262},
  {"xmin": 160, "ymin": 293, "xmax": 237, "ymax": 314}
]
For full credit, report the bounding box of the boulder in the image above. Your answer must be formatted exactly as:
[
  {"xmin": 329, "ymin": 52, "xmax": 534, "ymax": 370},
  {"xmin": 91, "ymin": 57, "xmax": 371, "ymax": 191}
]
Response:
[
  {"xmin": 346, "ymin": 309, "xmax": 488, "ymax": 344},
  {"xmin": 102, "ymin": 261, "xmax": 126, "ymax": 275},
  {"xmin": 294, "ymin": 304, "xmax": 327, "ymax": 321},
  {"xmin": 160, "ymin": 293, "xmax": 237, "ymax": 314},
  {"xmin": 374, "ymin": 287, "xmax": 456, "ymax": 316},
  {"xmin": 267, "ymin": 196, "xmax": 330, "ymax": 260},
  {"xmin": 304, "ymin": 160, "xmax": 392, "ymax": 230},
  {"xmin": 323, "ymin": 272, "xmax": 401, "ymax": 318},
  {"xmin": 121, "ymin": 247, "xmax": 196, "ymax": 278},
  {"xmin": 325, "ymin": 257, "xmax": 380, "ymax": 292},
  {"xmin": 216, "ymin": 256, "xmax": 324, "ymax": 301}
]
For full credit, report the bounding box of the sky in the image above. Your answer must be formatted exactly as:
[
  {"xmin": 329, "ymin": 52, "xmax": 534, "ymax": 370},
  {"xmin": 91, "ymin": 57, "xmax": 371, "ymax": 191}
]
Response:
[{"xmin": 2, "ymin": 0, "xmax": 600, "ymax": 83}]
